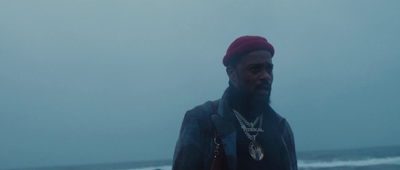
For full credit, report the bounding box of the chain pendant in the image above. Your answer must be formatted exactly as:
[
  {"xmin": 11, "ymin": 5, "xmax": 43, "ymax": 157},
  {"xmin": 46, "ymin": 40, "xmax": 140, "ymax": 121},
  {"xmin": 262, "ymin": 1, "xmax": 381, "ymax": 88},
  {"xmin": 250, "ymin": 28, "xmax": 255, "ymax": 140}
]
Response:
[{"xmin": 248, "ymin": 141, "xmax": 264, "ymax": 161}]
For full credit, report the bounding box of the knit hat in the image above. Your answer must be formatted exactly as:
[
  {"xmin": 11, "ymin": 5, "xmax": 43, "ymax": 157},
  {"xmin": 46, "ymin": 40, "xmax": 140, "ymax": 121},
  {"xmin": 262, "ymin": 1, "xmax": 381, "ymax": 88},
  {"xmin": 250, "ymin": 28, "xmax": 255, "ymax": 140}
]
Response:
[{"xmin": 223, "ymin": 36, "xmax": 275, "ymax": 66}]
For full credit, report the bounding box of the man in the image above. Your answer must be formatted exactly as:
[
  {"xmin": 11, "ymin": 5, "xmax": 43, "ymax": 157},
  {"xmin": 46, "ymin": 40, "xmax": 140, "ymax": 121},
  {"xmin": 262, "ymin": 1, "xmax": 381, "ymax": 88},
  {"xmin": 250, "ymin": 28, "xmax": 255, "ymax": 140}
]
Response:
[{"xmin": 173, "ymin": 36, "xmax": 297, "ymax": 170}]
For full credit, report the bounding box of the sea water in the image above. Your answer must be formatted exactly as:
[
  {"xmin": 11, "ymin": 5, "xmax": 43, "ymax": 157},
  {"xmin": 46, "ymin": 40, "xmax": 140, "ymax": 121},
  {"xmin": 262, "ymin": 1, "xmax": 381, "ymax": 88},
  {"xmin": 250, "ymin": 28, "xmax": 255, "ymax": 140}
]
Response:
[
  {"xmin": 8, "ymin": 145, "xmax": 400, "ymax": 170},
  {"xmin": 128, "ymin": 145, "xmax": 400, "ymax": 170}
]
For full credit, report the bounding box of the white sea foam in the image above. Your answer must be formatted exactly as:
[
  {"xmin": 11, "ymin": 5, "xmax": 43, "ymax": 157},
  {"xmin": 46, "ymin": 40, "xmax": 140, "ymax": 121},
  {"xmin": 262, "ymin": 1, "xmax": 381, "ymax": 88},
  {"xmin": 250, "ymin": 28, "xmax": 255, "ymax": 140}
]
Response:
[
  {"xmin": 118, "ymin": 165, "xmax": 172, "ymax": 170},
  {"xmin": 121, "ymin": 156, "xmax": 400, "ymax": 170},
  {"xmin": 298, "ymin": 156, "xmax": 400, "ymax": 168}
]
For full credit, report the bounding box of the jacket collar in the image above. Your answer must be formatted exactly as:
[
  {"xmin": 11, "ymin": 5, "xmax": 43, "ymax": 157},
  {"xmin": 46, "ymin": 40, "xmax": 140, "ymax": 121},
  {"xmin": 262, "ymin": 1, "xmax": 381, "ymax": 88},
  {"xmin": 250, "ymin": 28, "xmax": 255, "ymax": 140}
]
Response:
[
  {"xmin": 211, "ymin": 87, "xmax": 280, "ymax": 170},
  {"xmin": 212, "ymin": 88, "xmax": 238, "ymax": 170}
]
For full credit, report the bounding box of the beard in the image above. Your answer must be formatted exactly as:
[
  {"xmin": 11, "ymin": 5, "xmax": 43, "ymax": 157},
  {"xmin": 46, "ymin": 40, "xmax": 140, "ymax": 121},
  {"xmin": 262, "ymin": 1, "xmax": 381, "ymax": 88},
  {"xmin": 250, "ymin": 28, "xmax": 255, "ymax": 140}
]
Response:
[
  {"xmin": 248, "ymin": 86, "xmax": 271, "ymax": 113},
  {"xmin": 250, "ymin": 90, "xmax": 271, "ymax": 105},
  {"xmin": 228, "ymin": 82, "xmax": 272, "ymax": 116}
]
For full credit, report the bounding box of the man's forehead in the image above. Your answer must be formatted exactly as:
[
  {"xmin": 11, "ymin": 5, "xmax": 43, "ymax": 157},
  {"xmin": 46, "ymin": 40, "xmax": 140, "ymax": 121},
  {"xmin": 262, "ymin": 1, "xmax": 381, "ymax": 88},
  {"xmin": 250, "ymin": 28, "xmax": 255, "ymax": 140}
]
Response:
[{"xmin": 240, "ymin": 50, "xmax": 273, "ymax": 65}]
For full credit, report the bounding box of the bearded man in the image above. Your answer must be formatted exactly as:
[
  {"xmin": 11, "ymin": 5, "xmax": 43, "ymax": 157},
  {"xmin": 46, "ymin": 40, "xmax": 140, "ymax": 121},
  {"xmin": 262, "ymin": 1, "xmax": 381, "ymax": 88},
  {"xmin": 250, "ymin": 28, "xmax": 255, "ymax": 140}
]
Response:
[{"xmin": 173, "ymin": 36, "xmax": 297, "ymax": 170}]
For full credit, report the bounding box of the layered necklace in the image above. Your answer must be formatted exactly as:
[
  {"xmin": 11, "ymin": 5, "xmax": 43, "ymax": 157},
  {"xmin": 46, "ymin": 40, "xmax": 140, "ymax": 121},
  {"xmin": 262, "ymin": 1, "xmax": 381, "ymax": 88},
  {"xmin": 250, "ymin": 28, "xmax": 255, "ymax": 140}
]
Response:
[{"xmin": 233, "ymin": 109, "xmax": 264, "ymax": 161}]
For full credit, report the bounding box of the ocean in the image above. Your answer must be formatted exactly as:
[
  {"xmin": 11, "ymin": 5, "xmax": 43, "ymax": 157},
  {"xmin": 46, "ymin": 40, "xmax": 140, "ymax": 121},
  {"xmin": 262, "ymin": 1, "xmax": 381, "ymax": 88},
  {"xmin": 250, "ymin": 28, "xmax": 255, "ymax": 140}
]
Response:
[{"xmin": 6, "ymin": 145, "xmax": 400, "ymax": 170}]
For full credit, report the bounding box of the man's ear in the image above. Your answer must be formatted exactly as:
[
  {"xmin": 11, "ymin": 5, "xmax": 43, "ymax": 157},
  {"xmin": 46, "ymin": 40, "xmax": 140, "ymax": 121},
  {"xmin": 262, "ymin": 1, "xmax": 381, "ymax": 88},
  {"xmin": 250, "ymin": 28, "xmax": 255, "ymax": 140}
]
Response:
[{"xmin": 226, "ymin": 66, "xmax": 237, "ymax": 85}]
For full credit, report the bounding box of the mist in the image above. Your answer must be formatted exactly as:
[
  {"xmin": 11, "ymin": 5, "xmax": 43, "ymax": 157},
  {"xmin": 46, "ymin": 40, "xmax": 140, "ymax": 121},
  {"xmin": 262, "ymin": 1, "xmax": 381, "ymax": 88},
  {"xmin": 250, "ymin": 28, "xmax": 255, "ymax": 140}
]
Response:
[{"xmin": 1, "ymin": 1, "xmax": 399, "ymax": 169}]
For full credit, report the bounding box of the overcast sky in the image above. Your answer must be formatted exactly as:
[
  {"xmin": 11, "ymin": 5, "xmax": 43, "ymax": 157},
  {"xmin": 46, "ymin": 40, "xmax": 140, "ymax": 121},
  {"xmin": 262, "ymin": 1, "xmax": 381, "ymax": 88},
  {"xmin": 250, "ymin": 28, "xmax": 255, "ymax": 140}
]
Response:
[{"xmin": 1, "ymin": 0, "xmax": 400, "ymax": 169}]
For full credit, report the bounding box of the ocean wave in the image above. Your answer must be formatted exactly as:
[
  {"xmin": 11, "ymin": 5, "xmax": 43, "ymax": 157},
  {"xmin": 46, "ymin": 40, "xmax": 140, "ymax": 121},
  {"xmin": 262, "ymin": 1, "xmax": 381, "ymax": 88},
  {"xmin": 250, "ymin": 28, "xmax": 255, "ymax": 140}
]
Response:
[
  {"xmin": 298, "ymin": 156, "xmax": 400, "ymax": 168},
  {"xmin": 123, "ymin": 157, "xmax": 400, "ymax": 170},
  {"xmin": 118, "ymin": 165, "xmax": 171, "ymax": 170}
]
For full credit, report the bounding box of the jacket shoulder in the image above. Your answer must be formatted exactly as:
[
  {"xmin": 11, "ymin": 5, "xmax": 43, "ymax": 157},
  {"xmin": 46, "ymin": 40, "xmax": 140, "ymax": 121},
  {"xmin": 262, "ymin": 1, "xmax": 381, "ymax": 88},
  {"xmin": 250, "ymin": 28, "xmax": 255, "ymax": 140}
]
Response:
[
  {"xmin": 176, "ymin": 100, "xmax": 220, "ymax": 138},
  {"xmin": 172, "ymin": 100, "xmax": 218, "ymax": 169},
  {"xmin": 185, "ymin": 100, "xmax": 221, "ymax": 119}
]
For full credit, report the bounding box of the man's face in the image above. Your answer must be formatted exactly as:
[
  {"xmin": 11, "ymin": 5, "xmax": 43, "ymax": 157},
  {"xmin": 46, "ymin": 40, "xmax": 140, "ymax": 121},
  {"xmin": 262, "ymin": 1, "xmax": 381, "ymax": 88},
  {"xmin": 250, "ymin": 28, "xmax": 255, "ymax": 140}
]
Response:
[{"xmin": 227, "ymin": 50, "xmax": 273, "ymax": 99}]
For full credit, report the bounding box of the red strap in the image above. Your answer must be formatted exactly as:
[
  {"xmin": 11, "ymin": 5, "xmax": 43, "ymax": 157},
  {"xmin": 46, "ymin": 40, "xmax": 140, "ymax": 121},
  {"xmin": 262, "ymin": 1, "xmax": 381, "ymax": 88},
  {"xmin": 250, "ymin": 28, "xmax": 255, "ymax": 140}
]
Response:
[{"xmin": 211, "ymin": 101, "xmax": 224, "ymax": 170}]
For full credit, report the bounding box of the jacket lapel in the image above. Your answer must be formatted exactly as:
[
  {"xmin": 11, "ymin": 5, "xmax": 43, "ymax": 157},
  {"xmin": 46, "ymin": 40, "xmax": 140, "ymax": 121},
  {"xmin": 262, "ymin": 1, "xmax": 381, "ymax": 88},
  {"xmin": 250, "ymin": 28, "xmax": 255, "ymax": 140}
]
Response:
[{"xmin": 211, "ymin": 96, "xmax": 237, "ymax": 170}]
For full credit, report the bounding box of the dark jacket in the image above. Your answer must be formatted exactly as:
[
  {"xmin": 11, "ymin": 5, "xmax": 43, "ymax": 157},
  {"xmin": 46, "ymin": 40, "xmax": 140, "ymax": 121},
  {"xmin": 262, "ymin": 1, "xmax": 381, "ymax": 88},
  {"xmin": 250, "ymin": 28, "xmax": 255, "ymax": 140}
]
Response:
[{"xmin": 173, "ymin": 89, "xmax": 297, "ymax": 170}]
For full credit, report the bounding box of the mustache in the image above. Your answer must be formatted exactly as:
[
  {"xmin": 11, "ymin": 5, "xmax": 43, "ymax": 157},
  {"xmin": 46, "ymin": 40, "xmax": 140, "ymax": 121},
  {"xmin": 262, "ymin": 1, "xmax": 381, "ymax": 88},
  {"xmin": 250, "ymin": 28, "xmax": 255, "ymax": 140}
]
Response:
[{"xmin": 255, "ymin": 81, "xmax": 272, "ymax": 90}]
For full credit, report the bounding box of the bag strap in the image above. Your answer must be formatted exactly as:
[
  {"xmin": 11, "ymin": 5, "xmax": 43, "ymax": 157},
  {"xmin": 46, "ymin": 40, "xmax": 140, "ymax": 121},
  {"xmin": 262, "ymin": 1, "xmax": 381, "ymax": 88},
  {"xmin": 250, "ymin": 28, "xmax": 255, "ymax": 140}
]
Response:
[{"xmin": 211, "ymin": 100, "xmax": 224, "ymax": 170}]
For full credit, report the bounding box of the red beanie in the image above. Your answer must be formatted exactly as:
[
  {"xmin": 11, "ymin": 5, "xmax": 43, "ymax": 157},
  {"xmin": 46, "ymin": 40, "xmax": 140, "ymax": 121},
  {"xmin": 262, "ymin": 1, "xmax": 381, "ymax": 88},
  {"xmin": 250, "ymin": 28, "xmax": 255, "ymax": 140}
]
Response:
[{"xmin": 223, "ymin": 36, "xmax": 274, "ymax": 66}]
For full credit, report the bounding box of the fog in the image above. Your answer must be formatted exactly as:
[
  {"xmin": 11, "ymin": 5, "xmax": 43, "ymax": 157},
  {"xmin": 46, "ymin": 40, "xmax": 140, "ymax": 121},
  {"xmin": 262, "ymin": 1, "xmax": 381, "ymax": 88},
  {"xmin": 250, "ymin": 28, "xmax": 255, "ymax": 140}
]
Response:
[{"xmin": 1, "ymin": 1, "xmax": 399, "ymax": 169}]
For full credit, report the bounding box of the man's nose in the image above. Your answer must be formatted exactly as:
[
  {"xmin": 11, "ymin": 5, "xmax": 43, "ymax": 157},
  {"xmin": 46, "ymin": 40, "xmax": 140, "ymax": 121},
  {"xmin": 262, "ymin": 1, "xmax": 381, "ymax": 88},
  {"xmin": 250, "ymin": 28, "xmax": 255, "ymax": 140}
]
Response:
[{"xmin": 259, "ymin": 70, "xmax": 272, "ymax": 82}]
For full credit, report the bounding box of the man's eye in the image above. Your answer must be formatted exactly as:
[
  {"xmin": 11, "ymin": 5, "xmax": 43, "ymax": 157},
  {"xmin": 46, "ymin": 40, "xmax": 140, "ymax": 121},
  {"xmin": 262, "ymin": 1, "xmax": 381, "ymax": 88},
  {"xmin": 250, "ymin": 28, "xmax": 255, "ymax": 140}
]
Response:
[{"xmin": 250, "ymin": 67, "xmax": 260, "ymax": 72}]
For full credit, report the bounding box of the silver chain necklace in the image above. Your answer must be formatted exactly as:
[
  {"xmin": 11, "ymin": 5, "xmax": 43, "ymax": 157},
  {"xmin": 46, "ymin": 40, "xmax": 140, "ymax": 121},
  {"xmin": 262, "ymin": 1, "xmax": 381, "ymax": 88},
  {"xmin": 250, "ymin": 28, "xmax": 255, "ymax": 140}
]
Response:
[
  {"xmin": 233, "ymin": 109, "xmax": 265, "ymax": 161},
  {"xmin": 233, "ymin": 109, "xmax": 264, "ymax": 135},
  {"xmin": 235, "ymin": 110, "xmax": 260, "ymax": 128}
]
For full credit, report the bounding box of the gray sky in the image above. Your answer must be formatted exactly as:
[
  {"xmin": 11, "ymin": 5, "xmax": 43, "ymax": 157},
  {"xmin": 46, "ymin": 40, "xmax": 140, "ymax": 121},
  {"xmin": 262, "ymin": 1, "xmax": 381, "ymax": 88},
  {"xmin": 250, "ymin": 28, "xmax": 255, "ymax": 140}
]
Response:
[{"xmin": 1, "ymin": 0, "xmax": 399, "ymax": 169}]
